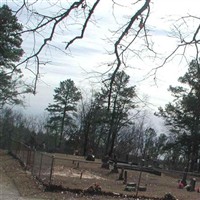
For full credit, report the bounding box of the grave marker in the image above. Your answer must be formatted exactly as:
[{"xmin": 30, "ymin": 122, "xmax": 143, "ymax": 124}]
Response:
[
  {"xmin": 123, "ymin": 170, "xmax": 127, "ymax": 184},
  {"xmin": 181, "ymin": 167, "xmax": 188, "ymax": 186},
  {"xmin": 118, "ymin": 168, "xmax": 124, "ymax": 180}
]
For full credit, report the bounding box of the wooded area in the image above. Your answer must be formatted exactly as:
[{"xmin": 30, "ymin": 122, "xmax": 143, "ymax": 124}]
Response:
[{"xmin": 1, "ymin": 1, "xmax": 200, "ymax": 173}]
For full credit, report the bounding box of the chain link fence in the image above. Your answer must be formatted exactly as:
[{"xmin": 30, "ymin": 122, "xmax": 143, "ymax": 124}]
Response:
[
  {"xmin": 9, "ymin": 140, "xmax": 200, "ymax": 200},
  {"xmin": 9, "ymin": 140, "xmax": 102, "ymax": 187},
  {"xmin": 10, "ymin": 140, "xmax": 54, "ymax": 185}
]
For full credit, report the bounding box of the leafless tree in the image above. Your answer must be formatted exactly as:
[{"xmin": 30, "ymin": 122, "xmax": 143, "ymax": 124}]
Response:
[
  {"xmin": 7, "ymin": 1, "xmax": 150, "ymax": 96},
  {"xmin": 5, "ymin": 0, "xmax": 200, "ymax": 108}
]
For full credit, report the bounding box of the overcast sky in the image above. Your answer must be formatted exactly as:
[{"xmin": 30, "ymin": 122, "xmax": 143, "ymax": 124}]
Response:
[{"xmin": 2, "ymin": 0, "xmax": 200, "ymax": 131}]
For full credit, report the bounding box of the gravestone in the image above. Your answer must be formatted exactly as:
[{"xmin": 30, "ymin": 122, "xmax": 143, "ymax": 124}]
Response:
[
  {"xmin": 110, "ymin": 154, "xmax": 118, "ymax": 173},
  {"xmin": 86, "ymin": 148, "xmax": 95, "ymax": 161},
  {"xmin": 123, "ymin": 170, "xmax": 127, "ymax": 184},
  {"xmin": 138, "ymin": 185, "xmax": 147, "ymax": 191},
  {"xmin": 181, "ymin": 167, "xmax": 188, "ymax": 186},
  {"xmin": 76, "ymin": 162, "xmax": 79, "ymax": 168},
  {"xmin": 111, "ymin": 162, "xmax": 118, "ymax": 173},
  {"xmin": 185, "ymin": 178, "xmax": 196, "ymax": 192},
  {"xmin": 190, "ymin": 178, "xmax": 196, "ymax": 191},
  {"xmin": 124, "ymin": 182, "xmax": 136, "ymax": 192},
  {"xmin": 86, "ymin": 154, "xmax": 95, "ymax": 161},
  {"xmin": 118, "ymin": 168, "xmax": 124, "ymax": 180},
  {"xmin": 101, "ymin": 155, "xmax": 110, "ymax": 169}
]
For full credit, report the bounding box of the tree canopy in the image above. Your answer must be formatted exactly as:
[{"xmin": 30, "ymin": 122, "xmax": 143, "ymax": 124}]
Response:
[
  {"xmin": 157, "ymin": 59, "xmax": 200, "ymax": 171},
  {"xmin": 2, "ymin": 1, "xmax": 200, "ymax": 171},
  {"xmin": 0, "ymin": 5, "xmax": 25, "ymax": 107},
  {"xmin": 46, "ymin": 79, "xmax": 81, "ymax": 148}
]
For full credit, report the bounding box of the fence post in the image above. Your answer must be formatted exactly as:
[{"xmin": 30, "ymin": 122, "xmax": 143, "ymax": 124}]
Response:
[
  {"xmin": 136, "ymin": 159, "xmax": 145, "ymax": 197},
  {"xmin": 22, "ymin": 146, "xmax": 25, "ymax": 163},
  {"xmin": 38, "ymin": 153, "xmax": 43, "ymax": 179},
  {"xmin": 8, "ymin": 139, "xmax": 12, "ymax": 154},
  {"xmin": 15, "ymin": 141, "xmax": 19, "ymax": 157},
  {"xmin": 49, "ymin": 156, "xmax": 55, "ymax": 185},
  {"xmin": 31, "ymin": 150, "xmax": 35, "ymax": 175},
  {"xmin": 26, "ymin": 147, "xmax": 32, "ymax": 170},
  {"xmin": 17, "ymin": 142, "xmax": 21, "ymax": 159}
]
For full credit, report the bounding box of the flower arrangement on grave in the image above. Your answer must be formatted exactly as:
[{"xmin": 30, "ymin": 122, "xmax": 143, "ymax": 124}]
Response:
[
  {"xmin": 178, "ymin": 181, "xmax": 184, "ymax": 189},
  {"xmin": 85, "ymin": 183, "xmax": 102, "ymax": 193}
]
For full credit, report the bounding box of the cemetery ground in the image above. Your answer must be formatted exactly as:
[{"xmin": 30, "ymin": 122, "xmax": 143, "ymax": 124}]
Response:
[{"xmin": 1, "ymin": 150, "xmax": 200, "ymax": 200}]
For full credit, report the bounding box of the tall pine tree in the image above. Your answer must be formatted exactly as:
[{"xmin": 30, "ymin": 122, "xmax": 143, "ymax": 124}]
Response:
[
  {"xmin": 46, "ymin": 79, "xmax": 81, "ymax": 149},
  {"xmin": 0, "ymin": 5, "xmax": 25, "ymax": 107},
  {"xmin": 158, "ymin": 59, "xmax": 200, "ymax": 171}
]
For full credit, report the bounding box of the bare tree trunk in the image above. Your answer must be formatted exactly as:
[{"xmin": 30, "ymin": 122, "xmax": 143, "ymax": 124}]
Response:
[
  {"xmin": 189, "ymin": 143, "xmax": 198, "ymax": 172},
  {"xmin": 58, "ymin": 104, "xmax": 67, "ymax": 148},
  {"xmin": 83, "ymin": 121, "xmax": 91, "ymax": 156},
  {"xmin": 105, "ymin": 128, "xmax": 112, "ymax": 156},
  {"xmin": 109, "ymin": 131, "xmax": 116, "ymax": 157},
  {"xmin": 83, "ymin": 131, "xmax": 89, "ymax": 156}
]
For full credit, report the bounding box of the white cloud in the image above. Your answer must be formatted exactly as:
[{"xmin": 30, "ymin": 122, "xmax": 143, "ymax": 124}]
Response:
[{"xmin": 3, "ymin": 1, "xmax": 199, "ymax": 122}]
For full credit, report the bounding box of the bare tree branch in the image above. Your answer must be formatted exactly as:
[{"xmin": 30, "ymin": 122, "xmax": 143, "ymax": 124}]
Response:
[
  {"xmin": 107, "ymin": 0, "xmax": 151, "ymax": 110},
  {"xmin": 65, "ymin": 0, "xmax": 100, "ymax": 49},
  {"xmin": 147, "ymin": 15, "xmax": 200, "ymax": 80},
  {"xmin": 15, "ymin": 0, "xmax": 91, "ymax": 93}
]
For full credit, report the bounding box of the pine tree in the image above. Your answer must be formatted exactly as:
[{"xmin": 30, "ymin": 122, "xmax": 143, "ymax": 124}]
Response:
[
  {"xmin": 46, "ymin": 79, "xmax": 81, "ymax": 149},
  {"xmin": 103, "ymin": 70, "xmax": 137, "ymax": 156},
  {"xmin": 0, "ymin": 5, "xmax": 24, "ymax": 107},
  {"xmin": 158, "ymin": 59, "xmax": 200, "ymax": 171}
]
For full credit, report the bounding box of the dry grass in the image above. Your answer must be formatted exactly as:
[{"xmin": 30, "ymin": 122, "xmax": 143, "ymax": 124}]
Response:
[
  {"xmin": 1, "ymin": 150, "xmax": 200, "ymax": 200},
  {"xmin": 48, "ymin": 153, "xmax": 200, "ymax": 200}
]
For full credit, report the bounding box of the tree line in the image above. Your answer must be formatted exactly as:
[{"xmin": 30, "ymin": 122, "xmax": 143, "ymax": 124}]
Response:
[
  {"xmin": 0, "ymin": 72, "xmax": 167, "ymax": 164},
  {"xmin": 2, "ymin": 59, "xmax": 200, "ymax": 172}
]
